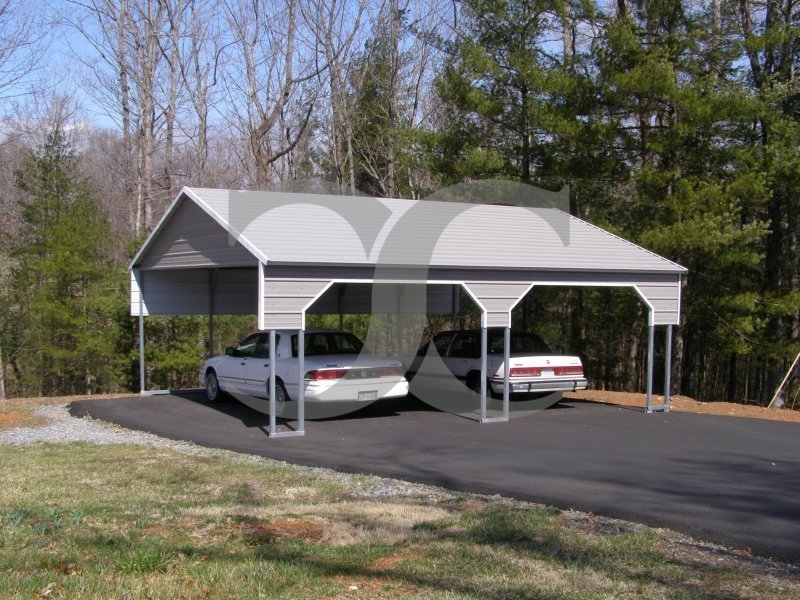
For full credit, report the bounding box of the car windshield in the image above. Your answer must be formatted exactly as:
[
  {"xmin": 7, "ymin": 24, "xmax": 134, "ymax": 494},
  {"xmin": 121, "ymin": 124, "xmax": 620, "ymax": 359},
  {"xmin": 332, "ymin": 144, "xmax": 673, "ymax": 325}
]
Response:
[
  {"xmin": 488, "ymin": 331, "xmax": 551, "ymax": 354},
  {"xmin": 291, "ymin": 332, "xmax": 368, "ymax": 357}
]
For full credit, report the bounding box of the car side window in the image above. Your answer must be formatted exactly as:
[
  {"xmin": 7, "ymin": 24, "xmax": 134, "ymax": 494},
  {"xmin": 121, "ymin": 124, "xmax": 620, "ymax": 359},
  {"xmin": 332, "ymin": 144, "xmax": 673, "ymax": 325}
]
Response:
[
  {"xmin": 433, "ymin": 334, "xmax": 454, "ymax": 357},
  {"xmin": 252, "ymin": 333, "xmax": 271, "ymax": 359},
  {"xmin": 449, "ymin": 333, "xmax": 478, "ymax": 358},
  {"xmin": 236, "ymin": 333, "xmax": 276, "ymax": 359},
  {"xmin": 235, "ymin": 334, "xmax": 260, "ymax": 358},
  {"xmin": 306, "ymin": 333, "xmax": 330, "ymax": 356}
]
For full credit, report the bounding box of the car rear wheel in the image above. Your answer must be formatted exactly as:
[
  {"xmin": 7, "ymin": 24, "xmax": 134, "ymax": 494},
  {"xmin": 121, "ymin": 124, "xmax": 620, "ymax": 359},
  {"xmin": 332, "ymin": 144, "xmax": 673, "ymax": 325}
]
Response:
[
  {"xmin": 205, "ymin": 370, "xmax": 225, "ymax": 402},
  {"xmin": 467, "ymin": 372, "xmax": 500, "ymax": 398},
  {"xmin": 467, "ymin": 372, "xmax": 481, "ymax": 394}
]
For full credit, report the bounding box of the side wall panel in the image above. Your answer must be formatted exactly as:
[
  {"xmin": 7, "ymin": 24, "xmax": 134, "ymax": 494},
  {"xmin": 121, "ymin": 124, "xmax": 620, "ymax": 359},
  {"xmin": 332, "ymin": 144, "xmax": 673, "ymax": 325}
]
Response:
[{"xmin": 131, "ymin": 268, "xmax": 258, "ymax": 316}]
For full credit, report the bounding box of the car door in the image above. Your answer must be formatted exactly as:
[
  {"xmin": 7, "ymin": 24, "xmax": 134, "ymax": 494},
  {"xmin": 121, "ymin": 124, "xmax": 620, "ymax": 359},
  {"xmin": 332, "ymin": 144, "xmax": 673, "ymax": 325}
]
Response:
[
  {"xmin": 444, "ymin": 332, "xmax": 480, "ymax": 383},
  {"xmin": 240, "ymin": 332, "xmax": 272, "ymax": 398},
  {"xmin": 215, "ymin": 333, "xmax": 259, "ymax": 392},
  {"xmin": 411, "ymin": 333, "xmax": 455, "ymax": 391}
]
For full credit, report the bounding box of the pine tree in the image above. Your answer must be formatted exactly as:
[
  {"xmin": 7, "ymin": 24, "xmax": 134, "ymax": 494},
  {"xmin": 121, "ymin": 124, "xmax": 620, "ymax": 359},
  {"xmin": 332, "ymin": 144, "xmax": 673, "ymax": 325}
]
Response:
[{"xmin": 10, "ymin": 128, "xmax": 127, "ymax": 396}]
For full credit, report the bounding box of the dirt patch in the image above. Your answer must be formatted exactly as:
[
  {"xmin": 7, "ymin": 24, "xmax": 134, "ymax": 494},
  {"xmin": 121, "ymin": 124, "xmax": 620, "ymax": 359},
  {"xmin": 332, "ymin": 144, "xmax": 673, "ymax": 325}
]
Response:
[
  {"xmin": 0, "ymin": 410, "xmax": 49, "ymax": 431},
  {"xmin": 332, "ymin": 549, "xmax": 422, "ymax": 598},
  {"xmin": 565, "ymin": 390, "xmax": 800, "ymax": 424},
  {"xmin": 236, "ymin": 518, "xmax": 325, "ymax": 543},
  {"xmin": 0, "ymin": 393, "xmax": 136, "ymax": 431}
]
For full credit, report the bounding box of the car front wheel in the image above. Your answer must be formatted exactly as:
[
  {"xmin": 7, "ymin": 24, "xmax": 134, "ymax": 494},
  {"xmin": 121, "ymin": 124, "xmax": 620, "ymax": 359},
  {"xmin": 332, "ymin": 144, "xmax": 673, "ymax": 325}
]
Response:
[{"xmin": 205, "ymin": 370, "xmax": 224, "ymax": 402}]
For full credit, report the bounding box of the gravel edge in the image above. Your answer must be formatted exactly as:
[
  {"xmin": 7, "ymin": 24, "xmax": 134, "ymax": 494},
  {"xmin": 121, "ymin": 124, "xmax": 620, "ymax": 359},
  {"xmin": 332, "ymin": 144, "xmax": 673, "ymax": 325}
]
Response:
[{"xmin": 2, "ymin": 403, "xmax": 799, "ymax": 581}]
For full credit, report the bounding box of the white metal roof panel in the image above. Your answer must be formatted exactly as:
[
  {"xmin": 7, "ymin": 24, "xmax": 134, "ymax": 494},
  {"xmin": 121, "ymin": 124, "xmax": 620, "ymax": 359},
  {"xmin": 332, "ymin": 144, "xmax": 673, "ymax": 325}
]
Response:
[{"xmin": 134, "ymin": 187, "xmax": 685, "ymax": 275}]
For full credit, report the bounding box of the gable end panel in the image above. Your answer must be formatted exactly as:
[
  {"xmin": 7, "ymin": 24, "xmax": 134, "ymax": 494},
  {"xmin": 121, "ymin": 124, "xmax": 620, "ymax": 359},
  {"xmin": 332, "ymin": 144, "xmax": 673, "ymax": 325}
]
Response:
[{"xmin": 138, "ymin": 199, "xmax": 257, "ymax": 269}]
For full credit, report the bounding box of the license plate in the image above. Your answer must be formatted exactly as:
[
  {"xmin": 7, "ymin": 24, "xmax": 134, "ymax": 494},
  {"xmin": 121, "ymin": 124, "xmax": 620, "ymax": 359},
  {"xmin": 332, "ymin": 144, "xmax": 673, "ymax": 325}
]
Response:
[
  {"xmin": 541, "ymin": 369, "xmax": 554, "ymax": 377},
  {"xmin": 358, "ymin": 390, "xmax": 378, "ymax": 401}
]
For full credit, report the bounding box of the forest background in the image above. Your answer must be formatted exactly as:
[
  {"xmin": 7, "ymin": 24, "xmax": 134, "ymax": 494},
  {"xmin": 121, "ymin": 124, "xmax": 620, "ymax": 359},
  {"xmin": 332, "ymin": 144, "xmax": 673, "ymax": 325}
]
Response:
[{"xmin": 0, "ymin": 0, "xmax": 798, "ymax": 405}]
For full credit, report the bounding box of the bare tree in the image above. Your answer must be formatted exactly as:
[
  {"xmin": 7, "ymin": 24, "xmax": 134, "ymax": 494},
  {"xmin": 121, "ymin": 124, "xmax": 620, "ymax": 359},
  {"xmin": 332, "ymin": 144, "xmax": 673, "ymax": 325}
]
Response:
[
  {"xmin": 222, "ymin": 0, "xmax": 321, "ymax": 187},
  {"xmin": 0, "ymin": 0, "xmax": 49, "ymax": 101},
  {"xmin": 304, "ymin": 0, "xmax": 366, "ymax": 193},
  {"xmin": 351, "ymin": 0, "xmax": 444, "ymax": 199},
  {"xmin": 66, "ymin": 0, "xmax": 172, "ymax": 233},
  {"xmin": 174, "ymin": 0, "xmax": 224, "ymax": 186}
]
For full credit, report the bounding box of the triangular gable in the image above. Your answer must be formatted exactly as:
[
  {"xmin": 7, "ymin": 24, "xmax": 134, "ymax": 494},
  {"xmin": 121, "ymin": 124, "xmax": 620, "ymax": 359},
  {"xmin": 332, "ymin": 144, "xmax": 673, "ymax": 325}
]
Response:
[{"xmin": 134, "ymin": 193, "xmax": 258, "ymax": 269}]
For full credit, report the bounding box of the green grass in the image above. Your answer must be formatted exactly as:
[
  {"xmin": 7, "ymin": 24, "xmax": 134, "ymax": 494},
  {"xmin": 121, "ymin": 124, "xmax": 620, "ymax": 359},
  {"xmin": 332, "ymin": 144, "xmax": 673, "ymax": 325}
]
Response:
[{"xmin": 0, "ymin": 443, "xmax": 796, "ymax": 599}]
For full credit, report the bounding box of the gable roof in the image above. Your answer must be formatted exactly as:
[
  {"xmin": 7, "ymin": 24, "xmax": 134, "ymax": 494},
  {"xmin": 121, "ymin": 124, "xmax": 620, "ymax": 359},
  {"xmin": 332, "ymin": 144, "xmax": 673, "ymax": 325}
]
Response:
[{"xmin": 131, "ymin": 187, "xmax": 686, "ymax": 274}]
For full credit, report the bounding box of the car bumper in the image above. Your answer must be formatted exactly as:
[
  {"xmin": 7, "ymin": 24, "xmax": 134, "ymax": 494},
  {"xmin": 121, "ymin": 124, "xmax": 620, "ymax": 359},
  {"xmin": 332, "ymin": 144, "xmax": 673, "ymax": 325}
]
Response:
[
  {"xmin": 304, "ymin": 378, "xmax": 409, "ymax": 402},
  {"xmin": 489, "ymin": 377, "xmax": 588, "ymax": 395}
]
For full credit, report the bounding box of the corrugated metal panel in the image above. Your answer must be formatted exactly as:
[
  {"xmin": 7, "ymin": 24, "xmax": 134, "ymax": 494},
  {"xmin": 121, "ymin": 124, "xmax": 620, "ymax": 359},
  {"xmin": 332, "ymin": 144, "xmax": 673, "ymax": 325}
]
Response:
[
  {"xmin": 636, "ymin": 282, "xmax": 682, "ymax": 326},
  {"xmin": 213, "ymin": 268, "xmax": 259, "ymax": 314},
  {"xmin": 263, "ymin": 279, "xmax": 332, "ymax": 329},
  {"xmin": 463, "ymin": 282, "xmax": 533, "ymax": 329},
  {"xmin": 130, "ymin": 271, "xmax": 146, "ymax": 316},
  {"xmin": 309, "ymin": 283, "xmax": 457, "ymax": 315},
  {"xmin": 137, "ymin": 197, "xmax": 257, "ymax": 269},
  {"xmin": 185, "ymin": 188, "xmax": 686, "ymax": 274},
  {"xmin": 130, "ymin": 268, "xmax": 258, "ymax": 316},
  {"xmin": 132, "ymin": 269, "xmax": 210, "ymax": 315},
  {"xmin": 130, "ymin": 187, "xmax": 686, "ymax": 327}
]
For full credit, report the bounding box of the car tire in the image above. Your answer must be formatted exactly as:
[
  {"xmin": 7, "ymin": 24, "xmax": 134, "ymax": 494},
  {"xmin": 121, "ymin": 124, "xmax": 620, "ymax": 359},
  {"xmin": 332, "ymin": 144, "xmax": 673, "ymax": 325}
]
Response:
[
  {"xmin": 467, "ymin": 372, "xmax": 482, "ymax": 394},
  {"xmin": 205, "ymin": 370, "xmax": 225, "ymax": 402},
  {"xmin": 467, "ymin": 372, "xmax": 500, "ymax": 398},
  {"xmin": 269, "ymin": 380, "xmax": 290, "ymax": 417}
]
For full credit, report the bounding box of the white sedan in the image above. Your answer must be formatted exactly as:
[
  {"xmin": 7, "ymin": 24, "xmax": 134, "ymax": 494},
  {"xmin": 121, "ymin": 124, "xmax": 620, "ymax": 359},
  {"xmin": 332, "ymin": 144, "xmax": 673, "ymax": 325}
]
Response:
[
  {"xmin": 406, "ymin": 329, "xmax": 587, "ymax": 398},
  {"xmin": 199, "ymin": 330, "xmax": 408, "ymax": 411}
]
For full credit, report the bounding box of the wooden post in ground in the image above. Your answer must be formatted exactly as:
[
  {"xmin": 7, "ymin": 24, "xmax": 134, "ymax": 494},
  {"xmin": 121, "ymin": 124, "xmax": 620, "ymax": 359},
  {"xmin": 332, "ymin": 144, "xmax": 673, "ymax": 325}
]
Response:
[{"xmin": 769, "ymin": 352, "xmax": 800, "ymax": 408}]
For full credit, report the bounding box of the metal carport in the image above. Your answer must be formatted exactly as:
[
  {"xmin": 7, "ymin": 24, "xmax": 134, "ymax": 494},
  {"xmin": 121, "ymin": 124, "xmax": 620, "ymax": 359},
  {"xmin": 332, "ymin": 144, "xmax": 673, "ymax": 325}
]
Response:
[{"xmin": 130, "ymin": 185, "xmax": 686, "ymax": 437}]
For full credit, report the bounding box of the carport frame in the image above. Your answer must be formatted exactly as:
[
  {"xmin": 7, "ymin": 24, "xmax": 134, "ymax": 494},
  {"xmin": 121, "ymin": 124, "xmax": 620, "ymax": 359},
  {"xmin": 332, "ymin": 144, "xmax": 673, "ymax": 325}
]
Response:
[{"xmin": 130, "ymin": 187, "xmax": 686, "ymax": 436}]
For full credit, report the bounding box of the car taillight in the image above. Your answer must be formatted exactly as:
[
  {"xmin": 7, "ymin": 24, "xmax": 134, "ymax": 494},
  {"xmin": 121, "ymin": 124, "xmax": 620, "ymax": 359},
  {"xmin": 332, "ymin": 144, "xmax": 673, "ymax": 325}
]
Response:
[
  {"xmin": 305, "ymin": 368, "xmax": 349, "ymax": 380},
  {"xmin": 554, "ymin": 366, "xmax": 584, "ymax": 376},
  {"xmin": 377, "ymin": 366, "xmax": 405, "ymax": 377},
  {"xmin": 510, "ymin": 367, "xmax": 541, "ymax": 377}
]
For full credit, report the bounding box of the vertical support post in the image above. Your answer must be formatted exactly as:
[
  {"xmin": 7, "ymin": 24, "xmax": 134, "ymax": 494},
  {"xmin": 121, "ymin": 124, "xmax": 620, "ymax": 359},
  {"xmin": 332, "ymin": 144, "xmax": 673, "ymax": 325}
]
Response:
[
  {"xmin": 503, "ymin": 326, "xmax": 510, "ymax": 420},
  {"xmin": 298, "ymin": 328, "xmax": 305, "ymax": 433},
  {"xmin": 645, "ymin": 320, "xmax": 655, "ymax": 412},
  {"xmin": 480, "ymin": 326, "xmax": 488, "ymax": 421},
  {"xmin": 139, "ymin": 311, "xmax": 146, "ymax": 394},
  {"xmin": 268, "ymin": 329, "xmax": 276, "ymax": 435},
  {"xmin": 396, "ymin": 312, "xmax": 403, "ymax": 356},
  {"xmin": 208, "ymin": 269, "xmax": 215, "ymax": 356},
  {"xmin": 338, "ymin": 284, "xmax": 345, "ymax": 331},
  {"xmin": 138, "ymin": 275, "xmax": 146, "ymax": 394},
  {"xmin": 451, "ymin": 285, "xmax": 459, "ymax": 330},
  {"xmin": 664, "ymin": 324, "xmax": 672, "ymax": 411}
]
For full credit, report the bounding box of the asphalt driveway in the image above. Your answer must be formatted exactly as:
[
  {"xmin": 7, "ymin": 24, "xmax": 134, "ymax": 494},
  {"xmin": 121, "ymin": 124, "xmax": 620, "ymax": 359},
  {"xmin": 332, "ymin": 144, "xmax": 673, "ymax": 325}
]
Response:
[{"xmin": 70, "ymin": 393, "xmax": 800, "ymax": 562}]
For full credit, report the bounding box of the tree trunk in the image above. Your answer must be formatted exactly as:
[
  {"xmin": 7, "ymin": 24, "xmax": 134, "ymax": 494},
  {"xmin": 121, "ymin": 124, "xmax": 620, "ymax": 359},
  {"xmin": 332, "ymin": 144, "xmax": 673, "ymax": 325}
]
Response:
[
  {"xmin": 727, "ymin": 352, "xmax": 737, "ymax": 402},
  {"xmin": 0, "ymin": 340, "xmax": 6, "ymax": 400},
  {"xmin": 386, "ymin": 0, "xmax": 400, "ymax": 198}
]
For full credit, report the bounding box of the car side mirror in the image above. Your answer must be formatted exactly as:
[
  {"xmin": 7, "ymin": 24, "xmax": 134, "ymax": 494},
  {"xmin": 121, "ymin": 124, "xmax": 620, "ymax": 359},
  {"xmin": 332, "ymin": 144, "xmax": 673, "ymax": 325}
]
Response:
[{"xmin": 224, "ymin": 346, "xmax": 235, "ymax": 356}]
